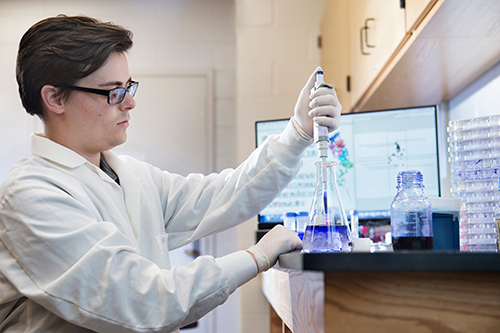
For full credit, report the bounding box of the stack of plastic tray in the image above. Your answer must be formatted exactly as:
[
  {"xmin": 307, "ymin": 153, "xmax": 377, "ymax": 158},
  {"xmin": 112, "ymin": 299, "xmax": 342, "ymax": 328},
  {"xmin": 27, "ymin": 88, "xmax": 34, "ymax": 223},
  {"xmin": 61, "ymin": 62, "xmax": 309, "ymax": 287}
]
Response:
[{"xmin": 448, "ymin": 115, "xmax": 500, "ymax": 252}]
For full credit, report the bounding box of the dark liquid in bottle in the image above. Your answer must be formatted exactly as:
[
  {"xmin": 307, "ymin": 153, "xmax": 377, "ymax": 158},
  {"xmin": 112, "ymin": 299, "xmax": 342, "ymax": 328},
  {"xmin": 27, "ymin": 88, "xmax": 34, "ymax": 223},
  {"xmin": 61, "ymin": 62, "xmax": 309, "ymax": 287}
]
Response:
[{"xmin": 392, "ymin": 236, "xmax": 433, "ymax": 250}]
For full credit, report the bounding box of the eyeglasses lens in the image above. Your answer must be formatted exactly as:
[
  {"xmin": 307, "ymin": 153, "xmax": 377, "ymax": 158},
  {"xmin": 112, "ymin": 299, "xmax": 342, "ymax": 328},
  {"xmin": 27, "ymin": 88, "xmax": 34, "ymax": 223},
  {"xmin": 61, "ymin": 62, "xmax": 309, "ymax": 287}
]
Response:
[
  {"xmin": 129, "ymin": 82, "xmax": 138, "ymax": 97},
  {"xmin": 109, "ymin": 89, "xmax": 123, "ymax": 105},
  {"xmin": 108, "ymin": 82, "xmax": 138, "ymax": 105}
]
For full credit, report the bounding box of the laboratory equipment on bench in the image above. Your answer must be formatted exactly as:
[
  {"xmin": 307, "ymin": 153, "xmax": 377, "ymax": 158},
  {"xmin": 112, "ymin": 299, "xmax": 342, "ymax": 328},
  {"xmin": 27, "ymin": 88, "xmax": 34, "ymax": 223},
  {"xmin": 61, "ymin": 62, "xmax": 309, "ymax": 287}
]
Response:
[
  {"xmin": 350, "ymin": 209, "xmax": 359, "ymax": 239},
  {"xmin": 448, "ymin": 115, "xmax": 500, "ymax": 252},
  {"xmin": 302, "ymin": 71, "xmax": 352, "ymax": 253},
  {"xmin": 296, "ymin": 211, "xmax": 308, "ymax": 240},
  {"xmin": 390, "ymin": 170, "xmax": 433, "ymax": 250},
  {"xmin": 283, "ymin": 212, "xmax": 297, "ymax": 233},
  {"xmin": 302, "ymin": 161, "xmax": 352, "ymax": 252}
]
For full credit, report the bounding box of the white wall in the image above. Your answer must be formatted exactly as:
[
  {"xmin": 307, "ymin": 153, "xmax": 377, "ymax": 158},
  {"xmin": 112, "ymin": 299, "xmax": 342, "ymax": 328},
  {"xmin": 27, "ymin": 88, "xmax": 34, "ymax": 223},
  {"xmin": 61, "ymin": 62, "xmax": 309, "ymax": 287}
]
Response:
[
  {"xmin": 441, "ymin": 60, "xmax": 500, "ymax": 198},
  {"xmin": 235, "ymin": 1, "xmax": 327, "ymax": 332},
  {"xmin": 0, "ymin": 1, "xmax": 238, "ymax": 332},
  {"xmin": 449, "ymin": 59, "xmax": 500, "ymax": 121},
  {"xmin": 0, "ymin": 0, "xmax": 237, "ymax": 177}
]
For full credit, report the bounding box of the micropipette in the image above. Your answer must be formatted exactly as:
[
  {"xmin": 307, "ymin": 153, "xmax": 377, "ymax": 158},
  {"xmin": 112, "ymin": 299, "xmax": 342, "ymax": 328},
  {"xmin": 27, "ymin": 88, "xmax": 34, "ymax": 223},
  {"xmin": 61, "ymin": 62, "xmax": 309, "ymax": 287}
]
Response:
[
  {"xmin": 310, "ymin": 71, "xmax": 333, "ymax": 183},
  {"xmin": 310, "ymin": 70, "xmax": 334, "ymax": 218}
]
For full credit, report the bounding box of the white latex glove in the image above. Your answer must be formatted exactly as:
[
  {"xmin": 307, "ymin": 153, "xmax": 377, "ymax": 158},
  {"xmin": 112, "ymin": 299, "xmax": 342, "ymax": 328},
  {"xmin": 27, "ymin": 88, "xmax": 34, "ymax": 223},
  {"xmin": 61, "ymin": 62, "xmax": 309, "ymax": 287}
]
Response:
[
  {"xmin": 293, "ymin": 66, "xmax": 342, "ymax": 137},
  {"xmin": 247, "ymin": 225, "xmax": 302, "ymax": 272}
]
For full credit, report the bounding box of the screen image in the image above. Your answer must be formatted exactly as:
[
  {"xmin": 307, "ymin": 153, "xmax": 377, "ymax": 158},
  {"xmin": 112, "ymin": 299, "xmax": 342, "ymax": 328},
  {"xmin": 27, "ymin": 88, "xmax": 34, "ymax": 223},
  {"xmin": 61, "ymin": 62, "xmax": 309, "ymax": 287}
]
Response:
[{"xmin": 255, "ymin": 106, "xmax": 440, "ymax": 224}]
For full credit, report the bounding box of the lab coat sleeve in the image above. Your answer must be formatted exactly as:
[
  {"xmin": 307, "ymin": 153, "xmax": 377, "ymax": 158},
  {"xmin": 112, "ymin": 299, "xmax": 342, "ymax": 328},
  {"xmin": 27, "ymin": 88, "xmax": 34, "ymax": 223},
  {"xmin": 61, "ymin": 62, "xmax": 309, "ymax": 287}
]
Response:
[
  {"xmin": 148, "ymin": 118, "xmax": 313, "ymax": 249},
  {"xmin": 0, "ymin": 181, "xmax": 240, "ymax": 332}
]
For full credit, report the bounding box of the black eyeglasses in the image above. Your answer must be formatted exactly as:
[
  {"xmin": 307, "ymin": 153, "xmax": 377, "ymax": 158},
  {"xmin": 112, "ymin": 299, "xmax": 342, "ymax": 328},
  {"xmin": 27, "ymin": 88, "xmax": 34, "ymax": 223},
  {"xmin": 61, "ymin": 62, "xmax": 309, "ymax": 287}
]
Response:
[{"xmin": 60, "ymin": 81, "xmax": 139, "ymax": 105}]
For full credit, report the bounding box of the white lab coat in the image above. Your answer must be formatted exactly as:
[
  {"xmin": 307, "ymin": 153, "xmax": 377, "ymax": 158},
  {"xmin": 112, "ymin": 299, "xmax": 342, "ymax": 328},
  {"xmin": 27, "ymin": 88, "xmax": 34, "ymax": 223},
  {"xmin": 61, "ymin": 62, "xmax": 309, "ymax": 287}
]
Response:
[{"xmin": 0, "ymin": 120, "xmax": 311, "ymax": 332}]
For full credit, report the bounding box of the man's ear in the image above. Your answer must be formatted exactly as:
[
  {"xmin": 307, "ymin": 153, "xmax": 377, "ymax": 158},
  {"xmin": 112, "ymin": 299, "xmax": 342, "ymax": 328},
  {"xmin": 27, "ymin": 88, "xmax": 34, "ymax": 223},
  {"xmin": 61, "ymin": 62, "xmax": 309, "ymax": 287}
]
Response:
[{"xmin": 40, "ymin": 85, "xmax": 65, "ymax": 115}]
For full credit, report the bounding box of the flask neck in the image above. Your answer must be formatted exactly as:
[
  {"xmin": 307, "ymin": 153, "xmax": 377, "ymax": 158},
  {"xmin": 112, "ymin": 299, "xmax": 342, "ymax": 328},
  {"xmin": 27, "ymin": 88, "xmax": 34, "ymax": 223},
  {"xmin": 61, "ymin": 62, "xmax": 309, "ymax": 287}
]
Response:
[
  {"xmin": 315, "ymin": 161, "xmax": 333, "ymax": 183},
  {"xmin": 310, "ymin": 161, "xmax": 348, "ymax": 225}
]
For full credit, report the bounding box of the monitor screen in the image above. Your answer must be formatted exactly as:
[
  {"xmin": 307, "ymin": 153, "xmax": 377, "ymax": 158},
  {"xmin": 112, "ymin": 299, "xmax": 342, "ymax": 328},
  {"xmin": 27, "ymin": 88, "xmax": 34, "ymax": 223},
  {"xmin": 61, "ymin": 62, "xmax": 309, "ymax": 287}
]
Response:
[{"xmin": 255, "ymin": 105, "xmax": 440, "ymax": 225}]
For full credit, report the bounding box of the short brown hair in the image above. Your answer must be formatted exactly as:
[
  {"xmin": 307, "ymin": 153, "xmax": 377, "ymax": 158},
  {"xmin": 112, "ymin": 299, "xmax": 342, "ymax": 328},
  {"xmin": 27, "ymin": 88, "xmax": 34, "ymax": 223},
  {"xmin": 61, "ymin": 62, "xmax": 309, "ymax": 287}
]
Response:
[{"xmin": 16, "ymin": 15, "xmax": 133, "ymax": 120}]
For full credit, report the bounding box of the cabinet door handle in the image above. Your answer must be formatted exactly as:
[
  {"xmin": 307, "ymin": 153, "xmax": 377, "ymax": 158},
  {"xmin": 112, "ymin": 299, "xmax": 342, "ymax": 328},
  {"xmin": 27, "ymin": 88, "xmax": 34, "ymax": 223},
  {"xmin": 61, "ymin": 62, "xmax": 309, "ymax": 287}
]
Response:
[
  {"xmin": 364, "ymin": 18, "xmax": 375, "ymax": 48},
  {"xmin": 360, "ymin": 18, "xmax": 375, "ymax": 55}
]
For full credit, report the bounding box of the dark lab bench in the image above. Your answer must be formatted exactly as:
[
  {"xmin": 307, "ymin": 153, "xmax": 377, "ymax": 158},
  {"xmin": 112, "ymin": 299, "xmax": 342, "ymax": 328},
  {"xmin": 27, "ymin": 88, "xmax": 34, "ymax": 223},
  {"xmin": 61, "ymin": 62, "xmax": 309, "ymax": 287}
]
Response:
[{"xmin": 262, "ymin": 251, "xmax": 500, "ymax": 333}]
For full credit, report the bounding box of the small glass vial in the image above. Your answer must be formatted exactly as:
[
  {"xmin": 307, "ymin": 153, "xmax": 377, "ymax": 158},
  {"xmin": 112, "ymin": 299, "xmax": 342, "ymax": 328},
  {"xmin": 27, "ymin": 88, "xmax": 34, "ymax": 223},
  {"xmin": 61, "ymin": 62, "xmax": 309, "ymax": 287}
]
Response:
[
  {"xmin": 390, "ymin": 170, "xmax": 433, "ymax": 250},
  {"xmin": 303, "ymin": 161, "xmax": 353, "ymax": 253},
  {"xmin": 295, "ymin": 211, "xmax": 308, "ymax": 240},
  {"xmin": 283, "ymin": 212, "xmax": 296, "ymax": 233},
  {"xmin": 350, "ymin": 210, "xmax": 359, "ymax": 239}
]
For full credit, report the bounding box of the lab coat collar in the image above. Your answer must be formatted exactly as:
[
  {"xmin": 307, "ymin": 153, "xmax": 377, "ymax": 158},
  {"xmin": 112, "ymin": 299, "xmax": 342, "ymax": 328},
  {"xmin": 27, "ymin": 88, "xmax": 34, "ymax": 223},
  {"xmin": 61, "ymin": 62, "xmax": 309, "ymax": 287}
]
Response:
[
  {"xmin": 31, "ymin": 133, "xmax": 119, "ymax": 186},
  {"xmin": 102, "ymin": 151, "xmax": 142, "ymax": 241},
  {"xmin": 31, "ymin": 133, "xmax": 88, "ymax": 168},
  {"xmin": 30, "ymin": 133, "xmax": 143, "ymax": 241}
]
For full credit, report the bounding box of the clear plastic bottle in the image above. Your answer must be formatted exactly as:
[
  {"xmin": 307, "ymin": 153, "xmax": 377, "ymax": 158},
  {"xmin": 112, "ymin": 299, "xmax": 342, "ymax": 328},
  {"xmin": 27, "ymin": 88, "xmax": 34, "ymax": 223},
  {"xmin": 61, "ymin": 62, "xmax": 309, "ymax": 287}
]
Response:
[
  {"xmin": 390, "ymin": 170, "xmax": 433, "ymax": 250},
  {"xmin": 302, "ymin": 161, "xmax": 353, "ymax": 253}
]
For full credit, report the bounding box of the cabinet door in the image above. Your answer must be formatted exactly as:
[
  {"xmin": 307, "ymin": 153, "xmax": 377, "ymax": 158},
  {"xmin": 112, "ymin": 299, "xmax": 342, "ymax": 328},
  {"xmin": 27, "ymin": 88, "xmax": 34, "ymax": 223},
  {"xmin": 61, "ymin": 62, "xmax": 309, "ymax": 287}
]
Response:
[
  {"xmin": 321, "ymin": 0, "xmax": 350, "ymax": 112},
  {"xmin": 405, "ymin": 0, "xmax": 433, "ymax": 32},
  {"xmin": 349, "ymin": 0, "xmax": 406, "ymax": 108}
]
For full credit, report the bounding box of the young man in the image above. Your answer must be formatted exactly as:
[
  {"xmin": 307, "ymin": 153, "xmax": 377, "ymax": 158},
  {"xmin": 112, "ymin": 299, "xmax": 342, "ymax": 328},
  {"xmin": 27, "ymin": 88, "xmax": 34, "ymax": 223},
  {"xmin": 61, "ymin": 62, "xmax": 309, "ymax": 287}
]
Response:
[{"xmin": 0, "ymin": 15, "xmax": 341, "ymax": 332}]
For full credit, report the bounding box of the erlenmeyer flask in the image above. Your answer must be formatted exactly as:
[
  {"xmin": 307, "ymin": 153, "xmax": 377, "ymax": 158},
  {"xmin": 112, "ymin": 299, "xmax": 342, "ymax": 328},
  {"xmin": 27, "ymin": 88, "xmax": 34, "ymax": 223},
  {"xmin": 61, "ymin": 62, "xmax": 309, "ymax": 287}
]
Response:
[{"xmin": 302, "ymin": 161, "xmax": 353, "ymax": 253}]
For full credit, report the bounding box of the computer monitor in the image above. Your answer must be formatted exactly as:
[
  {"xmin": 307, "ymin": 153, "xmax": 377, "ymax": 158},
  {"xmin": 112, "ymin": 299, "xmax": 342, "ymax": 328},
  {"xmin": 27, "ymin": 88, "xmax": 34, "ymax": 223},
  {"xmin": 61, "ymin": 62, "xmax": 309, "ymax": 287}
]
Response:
[{"xmin": 255, "ymin": 105, "xmax": 440, "ymax": 232}]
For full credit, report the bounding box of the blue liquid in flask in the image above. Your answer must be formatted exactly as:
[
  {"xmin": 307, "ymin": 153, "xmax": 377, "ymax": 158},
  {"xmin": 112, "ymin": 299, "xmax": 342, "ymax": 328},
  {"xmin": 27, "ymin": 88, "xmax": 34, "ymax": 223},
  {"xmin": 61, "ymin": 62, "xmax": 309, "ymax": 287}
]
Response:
[{"xmin": 302, "ymin": 225, "xmax": 352, "ymax": 253}]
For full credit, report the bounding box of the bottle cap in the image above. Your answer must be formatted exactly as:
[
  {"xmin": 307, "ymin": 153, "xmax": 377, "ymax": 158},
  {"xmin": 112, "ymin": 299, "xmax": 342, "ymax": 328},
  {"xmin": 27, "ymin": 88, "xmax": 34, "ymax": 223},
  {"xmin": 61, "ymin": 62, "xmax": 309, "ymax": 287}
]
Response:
[{"xmin": 397, "ymin": 170, "xmax": 424, "ymax": 185}]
